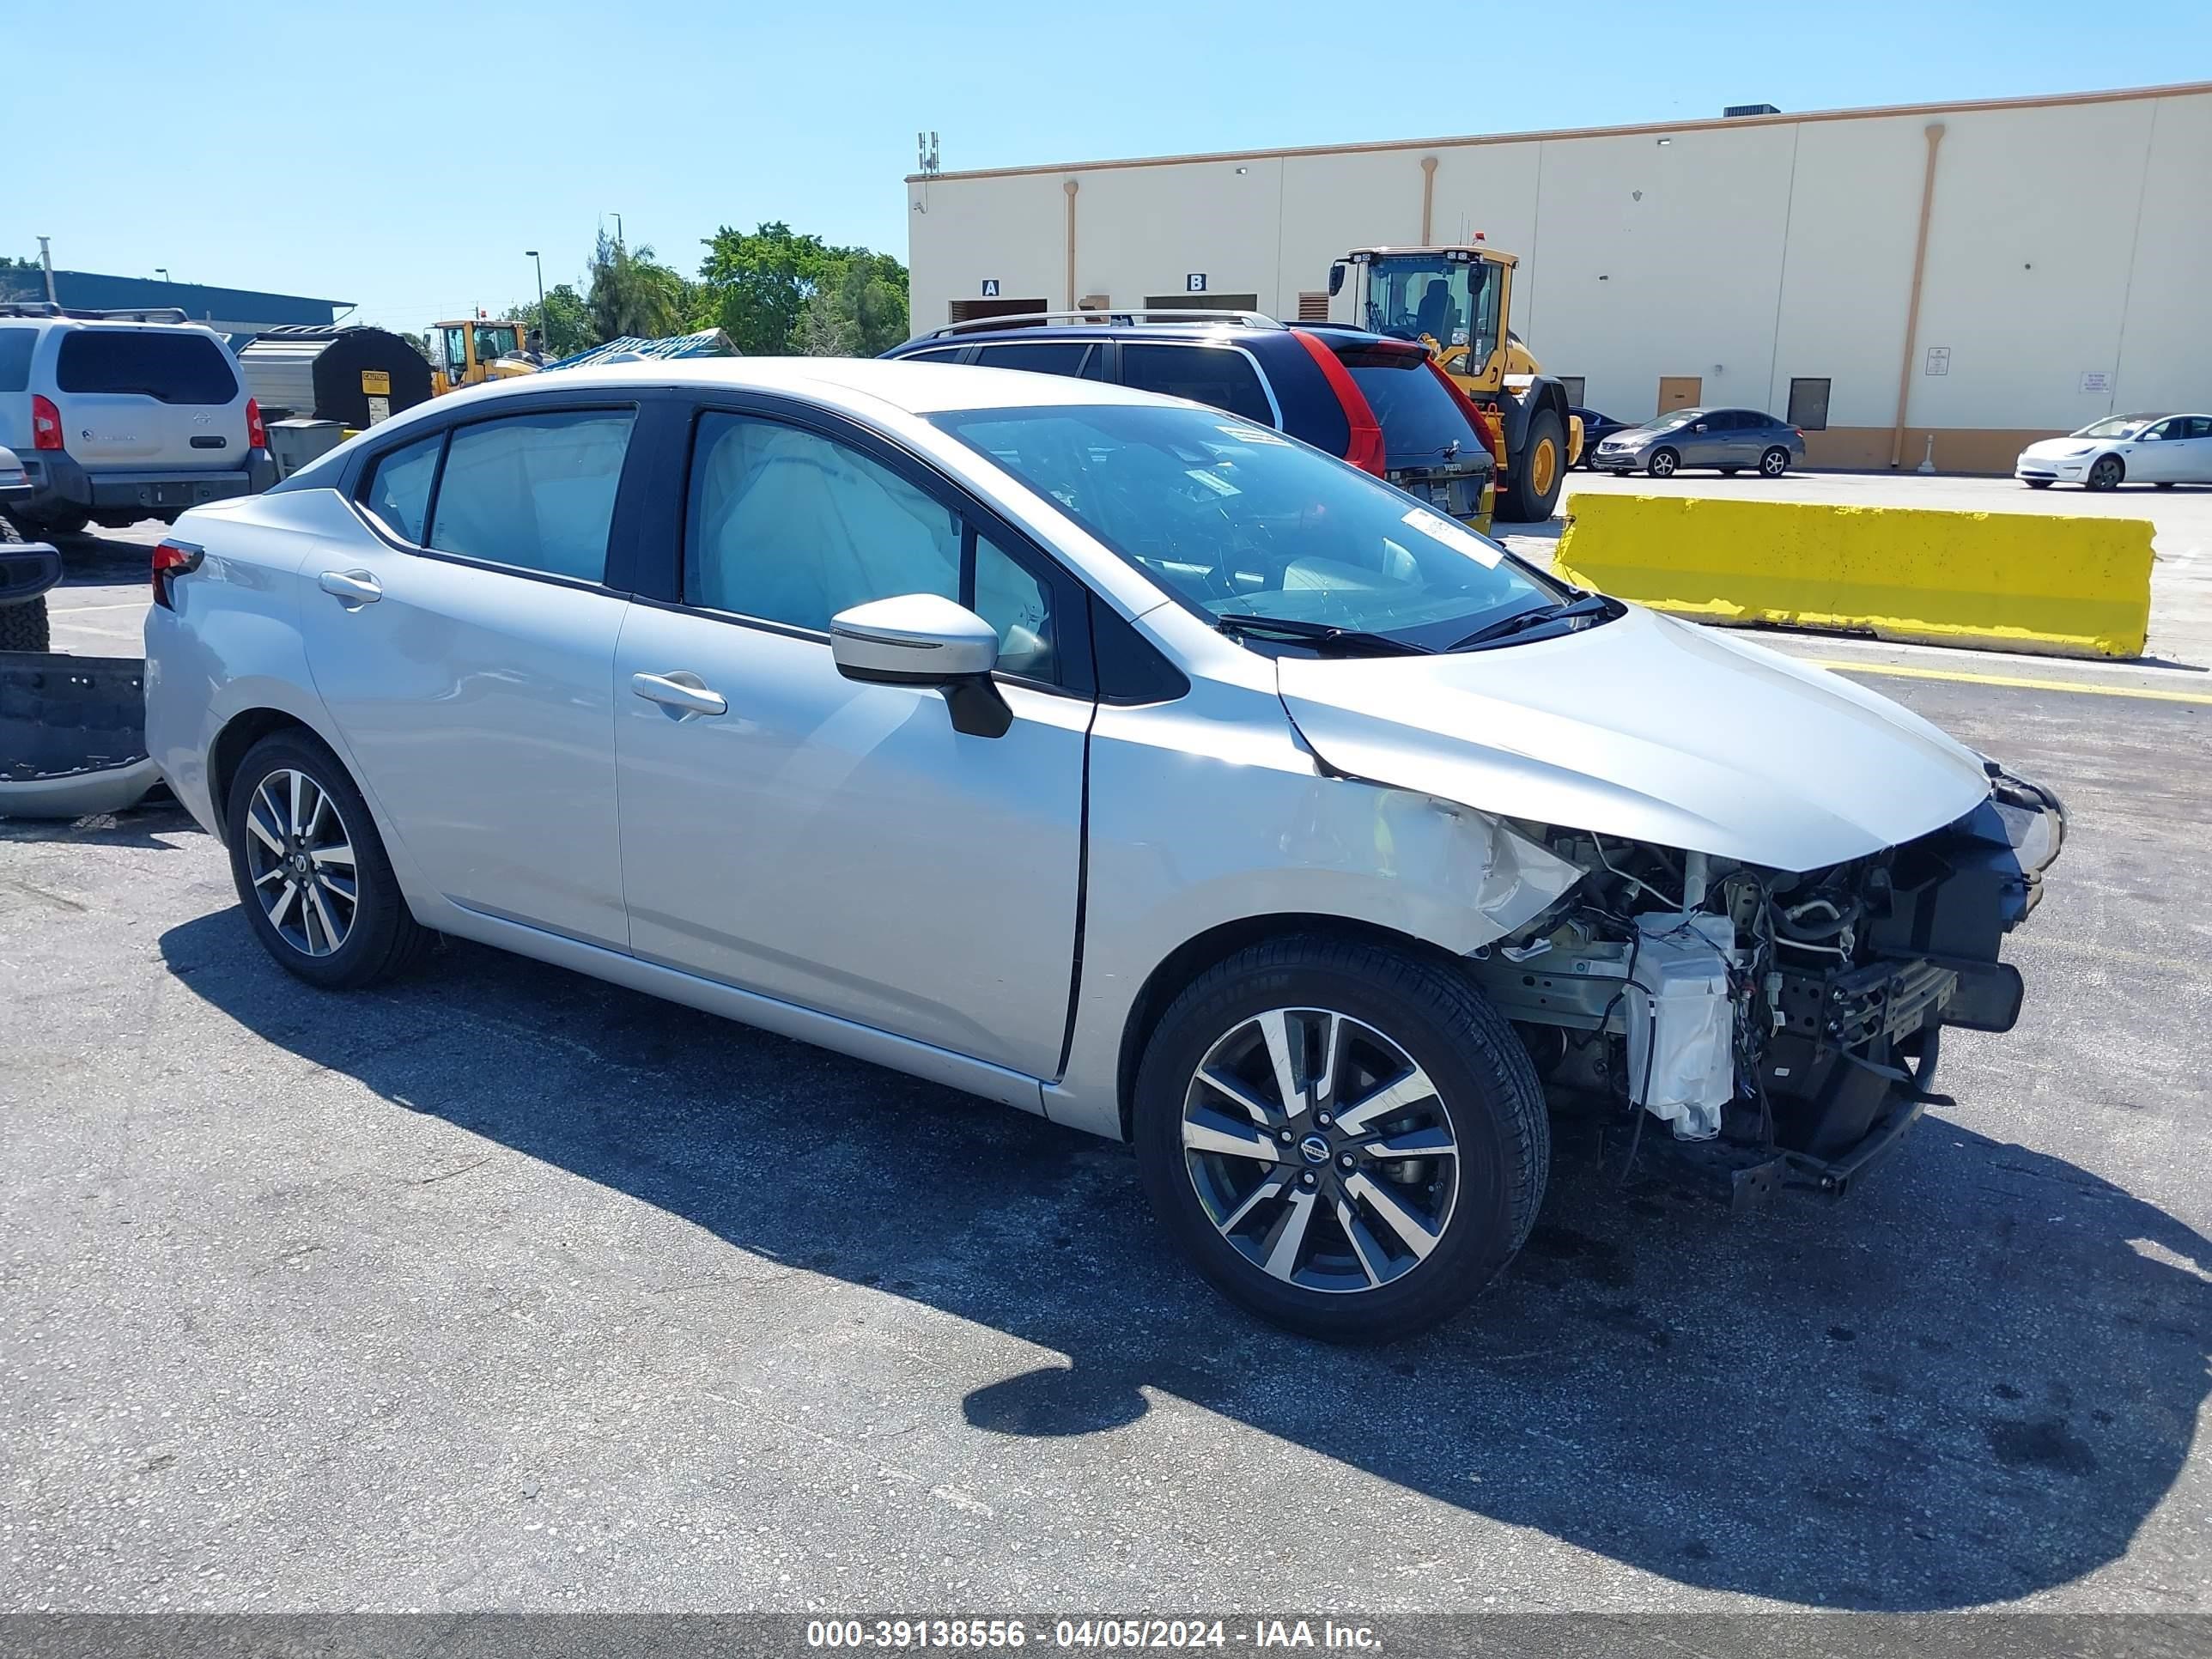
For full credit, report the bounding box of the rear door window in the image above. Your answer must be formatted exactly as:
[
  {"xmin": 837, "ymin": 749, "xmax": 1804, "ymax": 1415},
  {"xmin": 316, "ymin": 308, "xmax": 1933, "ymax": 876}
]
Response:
[
  {"xmin": 0, "ymin": 327, "xmax": 34, "ymax": 393},
  {"xmin": 55, "ymin": 329, "xmax": 239, "ymax": 404},
  {"xmin": 428, "ymin": 408, "xmax": 635, "ymax": 582},
  {"xmin": 972, "ymin": 341, "xmax": 1104, "ymax": 380},
  {"xmin": 361, "ymin": 431, "xmax": 444, "ymax": 543},
  {"xmin": 1120, "ymin": 343, "xmax": 1274, "ymax": 425},
  {"xmin": 1336, "ymin": 346, "xmax": 1480, "ymax": 471}
]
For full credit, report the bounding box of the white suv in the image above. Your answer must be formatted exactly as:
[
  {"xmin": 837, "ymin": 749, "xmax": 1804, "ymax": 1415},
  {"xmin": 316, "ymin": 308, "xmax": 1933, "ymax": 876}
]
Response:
[{"xmin": 0, "ymin": 307, "xmax": 275, "ymax": 535}]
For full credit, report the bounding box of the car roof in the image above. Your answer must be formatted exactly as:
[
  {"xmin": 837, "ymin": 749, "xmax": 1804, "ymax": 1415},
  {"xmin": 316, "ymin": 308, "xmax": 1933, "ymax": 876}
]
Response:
[
  {"xmin": 902, "ymin": 319, "xmax": 1408, "ymax": 354},
  {"xmin": 396, "ymin": 355, "xmax": 1185, "ymax": 424}
]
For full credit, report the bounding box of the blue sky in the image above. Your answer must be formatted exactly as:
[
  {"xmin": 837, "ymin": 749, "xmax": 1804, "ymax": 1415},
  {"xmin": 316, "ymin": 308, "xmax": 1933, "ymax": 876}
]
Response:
[{"xmin": 12, "ymin": 2, "xmax": 2208, "ymax": 334}]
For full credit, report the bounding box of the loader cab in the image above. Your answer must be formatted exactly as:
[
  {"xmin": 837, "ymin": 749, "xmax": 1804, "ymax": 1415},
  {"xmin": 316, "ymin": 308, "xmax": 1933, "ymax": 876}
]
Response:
[
  {"xmin": 428, "ymin": 319, "xmax": 528, "ymax": 395},
  {"xmin": 1336, "ymin": 247, "xmax": 1512, "ymax": 394}
]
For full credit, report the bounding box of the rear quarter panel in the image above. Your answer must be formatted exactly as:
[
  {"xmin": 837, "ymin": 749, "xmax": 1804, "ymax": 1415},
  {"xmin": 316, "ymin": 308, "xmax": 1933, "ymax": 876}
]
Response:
[{"xmin": 145, "ymin": 492, "xmax": 404, "ymax": 845}]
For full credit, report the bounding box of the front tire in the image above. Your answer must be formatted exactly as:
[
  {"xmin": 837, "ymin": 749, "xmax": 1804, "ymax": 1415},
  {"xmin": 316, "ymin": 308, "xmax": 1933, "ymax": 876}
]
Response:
[
  {"xmin": 1133, "ymin": 936, "xmax": 1548, "ymax": 1343},
  {"xmin": 2086, "ymin": 455, "xmax": 2124, "ymax": 491},
  {"xmin": 1646, "ymin": 447, "xmax": 1680, "ymax": 478},
  {"xmin": 1498, "ymin": 407, "xmax": 1565, "ymax": 522},
  {"xmin": 2025, "ymin": 479, "xmax": 2052, "ymax": 489},
  {"xmin": 224, "ymin": 730, "xmax": 428, "ymax": 990},
  {"xmin": 1759, "ymin": 447, "xmax": 1791, "ymax": 477}
]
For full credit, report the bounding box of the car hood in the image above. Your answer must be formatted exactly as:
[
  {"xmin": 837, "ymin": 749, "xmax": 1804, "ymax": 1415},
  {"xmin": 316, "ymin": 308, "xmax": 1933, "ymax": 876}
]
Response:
[
  {"xmin": 2021, "ymin": 437, "xmax": 2100, "ymax": 459},
  {"xmin": 1276, "ymin": 605, "xmax": 1991, "ymax": 872}
]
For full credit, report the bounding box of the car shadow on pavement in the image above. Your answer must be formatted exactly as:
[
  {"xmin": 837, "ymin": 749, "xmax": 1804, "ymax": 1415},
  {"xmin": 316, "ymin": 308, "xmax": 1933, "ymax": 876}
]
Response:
[{"xmin": 159, "ymin": 912, "xmax": 2212, "ymax": 1612}]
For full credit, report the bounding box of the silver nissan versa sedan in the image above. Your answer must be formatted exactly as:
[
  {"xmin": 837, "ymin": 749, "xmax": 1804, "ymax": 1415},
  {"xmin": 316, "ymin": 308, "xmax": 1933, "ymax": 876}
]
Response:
[{"xmin": 143, "ymin": 359, "xmax": 2064, "ymax": 1342}]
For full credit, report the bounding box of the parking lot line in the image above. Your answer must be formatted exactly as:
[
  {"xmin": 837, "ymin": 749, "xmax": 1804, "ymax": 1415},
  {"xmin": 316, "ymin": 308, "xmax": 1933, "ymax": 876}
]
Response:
[{"xmin": 1806, "ymin": 658, "xmax": 2212, "ymax": 705}]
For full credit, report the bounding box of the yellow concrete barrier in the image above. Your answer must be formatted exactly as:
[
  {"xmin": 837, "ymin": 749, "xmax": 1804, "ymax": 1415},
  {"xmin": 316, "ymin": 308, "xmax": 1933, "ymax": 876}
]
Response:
[{"xmin": 1550, "ymin": 495, "xmax": 2154, "ymax": 659}]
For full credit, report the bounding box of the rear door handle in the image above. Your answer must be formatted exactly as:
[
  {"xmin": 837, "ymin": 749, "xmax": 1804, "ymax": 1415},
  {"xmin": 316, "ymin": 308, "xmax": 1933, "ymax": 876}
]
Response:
[
  {"xmin": 631, "ymin": 671, "xmax": 728, "ymax": 718},
  {"xmin": 319, "ymin": 569, "xmax": 382, "ymax": 607}
]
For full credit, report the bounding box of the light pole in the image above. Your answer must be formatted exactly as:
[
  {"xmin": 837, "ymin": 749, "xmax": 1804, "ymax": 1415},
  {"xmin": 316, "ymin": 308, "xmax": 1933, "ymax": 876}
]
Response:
[
  {"xmin": 155, "ymin": 267, "xmax": 171, "ymax": 283},
  {"xmin": 525, "ymin": 249, "xmax": 547, "ymax": 354}
]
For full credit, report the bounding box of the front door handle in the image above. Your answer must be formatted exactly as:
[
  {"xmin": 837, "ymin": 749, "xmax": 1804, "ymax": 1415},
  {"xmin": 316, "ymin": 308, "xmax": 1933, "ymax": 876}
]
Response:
[
  {"xmin": 631, "ymin": 671, "xmax": 728, "ymax": 718},
  {"xmin": 319, "ymin": 569, "xmax": 382, "ymax": 607}
]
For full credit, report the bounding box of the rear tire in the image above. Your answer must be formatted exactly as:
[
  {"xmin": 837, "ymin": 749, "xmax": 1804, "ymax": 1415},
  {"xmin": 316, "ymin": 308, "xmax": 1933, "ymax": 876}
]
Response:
[
  {"xmin": 1133, "ymin": 935, "xmax": 1548, "ymax": 1343},
  {"xmin": 27, "ymin": 507, "xmax": 89, "ymax": 538},
  {"xmin": 1646, "ymin": 447, "xmax": 1680, "ymax": 478},
  {"xmin": 0, "ymin": 595, "xmax": 50, "ymax": 653},
  {"xmin": 1498, "ymin": 407, "xmax": 1565, "ymax": 522},
  {"xmin": 1759, "ymin": 446, "xmax": 1791, "ymax": 478},
  {"xmin": 224, "ymin": 730, "xmax": 430, "ymax": 990},
  {"xmin": 2086, "ymin": 455, "xmax": 2124, "ymax": 491}
]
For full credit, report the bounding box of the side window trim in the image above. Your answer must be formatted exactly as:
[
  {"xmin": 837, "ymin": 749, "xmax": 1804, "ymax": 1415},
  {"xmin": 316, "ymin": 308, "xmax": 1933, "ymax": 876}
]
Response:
[{"xmin": 670, "ymin": 394, "xmax": 1095, "ymax": 697}]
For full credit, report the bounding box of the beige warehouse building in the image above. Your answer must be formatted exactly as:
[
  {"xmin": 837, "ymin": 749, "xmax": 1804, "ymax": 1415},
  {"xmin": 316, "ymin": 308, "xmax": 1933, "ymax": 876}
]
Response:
[{"xmin": 906, "ymin": 81, "xmax": 2212, "ymax": 473}]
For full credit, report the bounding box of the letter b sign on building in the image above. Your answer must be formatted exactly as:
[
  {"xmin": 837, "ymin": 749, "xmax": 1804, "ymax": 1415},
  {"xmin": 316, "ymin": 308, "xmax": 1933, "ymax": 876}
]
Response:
[{"xmin": 1186, "ymin": 273, "xmax": 1207, "ymax": 293}]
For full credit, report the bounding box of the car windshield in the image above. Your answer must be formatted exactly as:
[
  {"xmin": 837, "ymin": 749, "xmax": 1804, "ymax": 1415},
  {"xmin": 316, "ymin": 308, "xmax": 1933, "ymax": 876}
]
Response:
[
  {"xmin": 931, "ymin": 404, "xmax": 1565, "ymax": 651},
  {"xmin": 2073, "ymin": 416, "xmax": 2154, "ymax": 439}
]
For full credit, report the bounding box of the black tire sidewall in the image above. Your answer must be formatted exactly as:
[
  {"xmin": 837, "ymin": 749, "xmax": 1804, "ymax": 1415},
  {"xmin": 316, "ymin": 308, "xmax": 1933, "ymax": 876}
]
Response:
[
  {"xmin": 1133, "ymin": 943, "xmax": 1543, "ymax": 1342},
  {"xmin": 223, "ymin": 731, "xmax": 414, "ymax": 989},
  {"xmin": 1649, "ymin": 448, "xmax": 1678, "ymax": 477}
]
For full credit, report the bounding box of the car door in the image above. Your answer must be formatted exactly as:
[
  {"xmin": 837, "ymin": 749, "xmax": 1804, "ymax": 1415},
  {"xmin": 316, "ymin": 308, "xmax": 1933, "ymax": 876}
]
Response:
[
  {"xmin": 2130, "ymin": 417, "xmax": 2187, "ymax": 483},
  {"xmin": 298, "ymin": 400, "xmax": 643, "ymax": 950},
  {"xmin": 2177, "ymin": 416, "xmax": 2212, "ymax": 483},
  {"xmin": 1676, "ymin": 410, "xmax": 1723, "ymax": 467},
  {"xmin": 611, "ymin": 398, "xmax": 1091, "ymax": 1079}
]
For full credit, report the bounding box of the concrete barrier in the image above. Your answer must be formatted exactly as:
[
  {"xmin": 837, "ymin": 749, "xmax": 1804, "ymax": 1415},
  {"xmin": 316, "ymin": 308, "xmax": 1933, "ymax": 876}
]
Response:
[{"xmin": 1550, "ymin": 495, "xmax": 2154, "ymax": 659}]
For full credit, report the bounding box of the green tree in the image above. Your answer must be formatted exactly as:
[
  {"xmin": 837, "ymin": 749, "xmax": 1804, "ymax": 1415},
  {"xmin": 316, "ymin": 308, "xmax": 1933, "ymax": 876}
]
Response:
[
  {"xmin": 0, "ymin": 255, "xmax": 45, "ymax": 302},
  {"xmin": 696, "ymin": 223, "xmax": 909, "ymax": 357},
  {"xmin": 586, "ymin": 231, "xmax": 686, "ymax": 342},
  {"xmin": 508, "ymin": 282, "xmax": 596, "ymax": 358}
]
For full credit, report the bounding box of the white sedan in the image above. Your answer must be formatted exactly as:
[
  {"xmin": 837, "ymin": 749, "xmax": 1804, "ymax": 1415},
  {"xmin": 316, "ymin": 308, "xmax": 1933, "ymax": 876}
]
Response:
[{"xmin": 2016, "ymin": 412, "xmax": 2212, "ymax": 490}]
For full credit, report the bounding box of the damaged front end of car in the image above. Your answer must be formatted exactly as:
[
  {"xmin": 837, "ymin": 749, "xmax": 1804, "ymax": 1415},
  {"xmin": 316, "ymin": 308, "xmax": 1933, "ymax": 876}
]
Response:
[{"xmin": 1465, "ymin": 762, "xmax": 2066, "ymax": 1206}]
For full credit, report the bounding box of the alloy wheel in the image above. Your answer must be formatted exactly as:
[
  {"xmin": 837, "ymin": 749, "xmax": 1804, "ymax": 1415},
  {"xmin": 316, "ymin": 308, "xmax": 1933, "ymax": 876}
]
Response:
[
  {"xmin": 1761, "ymin": 448, "xmax": 1789, "ymax": 477},
  {"xmin": 1180, "ymin": 1007, "xmax": 1460, "ymax": 1294},
  {"xmin": 1650, "ymin": 451, "xmax": 1677, "ymax": 477},
  {"xmin": 241, "ymin": 768, "xmax": 358, "ymax": 957}
]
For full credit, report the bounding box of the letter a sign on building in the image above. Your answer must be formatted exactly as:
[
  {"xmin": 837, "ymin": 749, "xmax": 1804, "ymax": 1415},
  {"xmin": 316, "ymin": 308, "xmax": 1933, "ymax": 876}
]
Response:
[{"xmin": 981, "ymin": 279, "xmax": 1000, "ymax": 298}]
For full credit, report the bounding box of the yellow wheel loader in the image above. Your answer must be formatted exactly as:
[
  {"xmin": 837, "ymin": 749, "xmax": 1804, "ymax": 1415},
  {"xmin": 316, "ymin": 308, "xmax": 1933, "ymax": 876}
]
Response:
[
  {"xmin": 427, "ymin": 319, "xmax": 540, "ymax": 396},
  {"xmin": 1330, "ymin": 246, "xmax": 1578, "ymax": 523}
]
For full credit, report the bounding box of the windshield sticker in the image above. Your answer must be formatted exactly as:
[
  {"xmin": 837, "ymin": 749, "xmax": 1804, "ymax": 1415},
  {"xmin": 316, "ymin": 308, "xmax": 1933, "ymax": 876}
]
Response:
[
  {"xmin": 1185, "ymin": 468, "xmax": 1241, "ymax": 496},
  {"xmin": 1218, "ymin": 424, "xmax": 1290, "ymax": 446},
  {"xmin": 1401, "ymin": 507, "xmax": 1502, "ymax": 567}
]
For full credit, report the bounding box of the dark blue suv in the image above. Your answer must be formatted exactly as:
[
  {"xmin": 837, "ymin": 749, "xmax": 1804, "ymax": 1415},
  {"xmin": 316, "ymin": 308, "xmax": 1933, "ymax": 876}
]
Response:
[{"xmin": 882, "ymin": 311, "xmax": 1497, "ymax": 532}]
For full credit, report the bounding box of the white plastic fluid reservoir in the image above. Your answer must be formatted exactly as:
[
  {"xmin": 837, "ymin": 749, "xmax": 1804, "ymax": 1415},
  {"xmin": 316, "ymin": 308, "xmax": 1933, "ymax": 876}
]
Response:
[{"xmin": 1624, "ymin": 913, "xmax": 1737, "ymax": 1140}]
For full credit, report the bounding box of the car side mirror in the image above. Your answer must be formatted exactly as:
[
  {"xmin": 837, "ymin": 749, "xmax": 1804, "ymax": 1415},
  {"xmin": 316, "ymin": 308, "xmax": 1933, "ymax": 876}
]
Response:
[
  {"xmin": 1328, "ymin": 263, "xmax": 1346, "ymax": 297},
  {"xmin": 1693, "ymin": 423, "xmax": 1708, "ymax": 432},
  {"xmin": 830, "ymin": 592, "xmax": 1011, "ymax": 738},
  {"xmin": 2139, "ymin": 430, "xmax": 2160, "ymax": 441}
]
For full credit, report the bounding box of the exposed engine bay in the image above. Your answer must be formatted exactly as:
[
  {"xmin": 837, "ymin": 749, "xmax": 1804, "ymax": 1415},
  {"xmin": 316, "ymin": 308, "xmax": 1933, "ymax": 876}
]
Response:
[{"xmin": 1466, "ymin": 763, "xmax": 2067, "ymax": 1200}]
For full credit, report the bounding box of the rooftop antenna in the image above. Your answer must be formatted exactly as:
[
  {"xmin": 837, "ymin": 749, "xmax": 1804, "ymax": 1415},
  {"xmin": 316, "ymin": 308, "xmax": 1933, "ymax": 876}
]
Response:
[{"xmin": 917, "ymin": 131, "xmax": 940, "ymax": 177}]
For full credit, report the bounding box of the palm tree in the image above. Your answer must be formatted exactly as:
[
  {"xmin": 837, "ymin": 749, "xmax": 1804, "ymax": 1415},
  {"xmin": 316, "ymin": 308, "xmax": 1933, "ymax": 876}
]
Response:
[{"xmin": 586, "ymin": 231, "xmax": 685, "ymax": 342}]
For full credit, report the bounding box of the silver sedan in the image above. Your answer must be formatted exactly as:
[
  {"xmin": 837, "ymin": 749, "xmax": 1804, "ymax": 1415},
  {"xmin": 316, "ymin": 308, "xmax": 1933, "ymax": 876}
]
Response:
[
  {"xmin": 144, "ymin": 360, "xmax": 2060, "ymax": 1341},
  {"xmin": 1590, "ymin": 407, "xmax": 1808, "ymax": 478}
]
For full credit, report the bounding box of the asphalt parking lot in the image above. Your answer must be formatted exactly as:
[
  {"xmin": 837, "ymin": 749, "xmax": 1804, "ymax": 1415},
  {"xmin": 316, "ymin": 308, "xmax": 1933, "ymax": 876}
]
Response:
[{"xmin": 3, "ymin": 476, "xmax": 2209, "ymax": 1615}]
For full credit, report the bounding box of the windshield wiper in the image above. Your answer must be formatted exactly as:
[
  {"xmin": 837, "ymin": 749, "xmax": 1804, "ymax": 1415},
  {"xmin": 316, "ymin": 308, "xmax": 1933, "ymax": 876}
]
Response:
[
  {"xmin": 1447, "ymin": 592, "xmax": 1613, "ymax": 651},
  {"xmin": 1213, "ymin": 613, "xmax": 1432, "ymax": 655}
]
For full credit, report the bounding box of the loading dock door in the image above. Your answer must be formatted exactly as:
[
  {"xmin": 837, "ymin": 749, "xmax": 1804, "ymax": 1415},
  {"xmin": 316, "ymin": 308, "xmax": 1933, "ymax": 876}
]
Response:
[
  {"xmin": 1657, "ymin": 376, "xmax": 1703, "ymax": 413},
  {"xmin": 948, "ymin": 297, "xmax": 1048, "ymax": 325},
  {"xmin": 1144, "ymin": 293, "xmax": 1261, "ymax": 314}
]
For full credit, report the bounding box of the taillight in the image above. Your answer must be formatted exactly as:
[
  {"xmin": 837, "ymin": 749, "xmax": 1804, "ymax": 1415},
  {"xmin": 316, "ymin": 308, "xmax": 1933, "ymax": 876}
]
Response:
[
  {"xmin": 1290, "ymin": 330, "xmax": 1387, "ymax": 476},
  {"xmin": 246, "ymin": 397, "xmax": 268, "ymax": 450},
  {"xmin": 31, "ymin": 393, "xmax": 63, "ymax": 452},
  {"xmin": 151, "ymin": 539, "xmax": 204, "ymax": 610}
]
